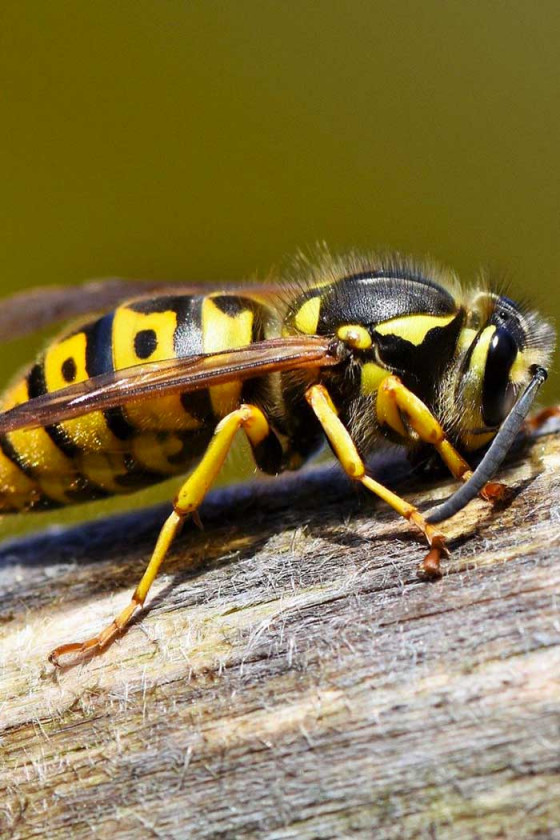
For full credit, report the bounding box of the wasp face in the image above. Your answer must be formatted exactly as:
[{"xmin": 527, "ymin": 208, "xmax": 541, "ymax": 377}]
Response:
[{"xmin": 448, "ymin": 291, "xmax": 555, "ymax": 451}]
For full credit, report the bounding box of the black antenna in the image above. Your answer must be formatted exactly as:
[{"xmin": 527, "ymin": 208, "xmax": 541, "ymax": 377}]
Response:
[{"xmin": 426, "ymin": 366, "xmax": 548, "ymax": 523}]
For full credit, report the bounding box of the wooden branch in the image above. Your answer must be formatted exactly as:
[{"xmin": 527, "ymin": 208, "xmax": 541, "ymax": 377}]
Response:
[{"xmin": 1, "ymin": 426, "xmax": 560, "ymax": 838}]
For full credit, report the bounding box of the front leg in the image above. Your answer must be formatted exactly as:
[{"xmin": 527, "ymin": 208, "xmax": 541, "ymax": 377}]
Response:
[{"xmin": 377, "ymin": 375, "xmax": 506, "ymax": 502}]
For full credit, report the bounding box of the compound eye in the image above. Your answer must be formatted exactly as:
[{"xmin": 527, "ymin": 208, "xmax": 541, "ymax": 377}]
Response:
[{"xmin": 482, "ymin": 327, "xmax": 518, "ymax": 427}]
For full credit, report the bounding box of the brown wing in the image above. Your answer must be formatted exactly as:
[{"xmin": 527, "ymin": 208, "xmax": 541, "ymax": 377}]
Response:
[
  {"xmin": 0, "ymin": 336, "xmax": 339, "ymax": 434},
  {"xmin": 0, "ymin": 278, "xmax": 281, "ymax": 343}
]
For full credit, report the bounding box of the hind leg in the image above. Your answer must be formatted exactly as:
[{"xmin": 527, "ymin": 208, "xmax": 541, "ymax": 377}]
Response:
[{"xmin": 49, "ymin": 403, "xmax": 271, "ymax": 666}]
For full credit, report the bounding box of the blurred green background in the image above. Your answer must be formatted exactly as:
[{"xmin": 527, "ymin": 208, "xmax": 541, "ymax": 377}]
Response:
[{"xmin": 0, "ymin": 1, "xmax": 559, "ymax": 534}]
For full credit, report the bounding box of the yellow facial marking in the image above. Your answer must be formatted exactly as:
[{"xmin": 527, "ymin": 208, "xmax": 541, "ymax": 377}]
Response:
[
  {"xmin": 375, "ymin": 314, "xmax": 455, "ymax": 345},
  {"xmin": 468, "ymin": 326, "xmax": 496, "ymax": 380},
  {"xmin": 202, "ymin": 298, "xmax": 254, "ymax": 417},
  {"xmin": 456, "ymin": 327, "xmax": 477, "ymax": 357},
  {"xmin": 337, "ymin": 324, "xmax": 372, "ymax": 350},
  {"xmin": 456, "ymin": 327, "xmax": 497, "ymax": 449},
  {"xmin": 361, "ymin": 362, "xmax": 387, "ymax": 395},
  {"xmin": 294, "ymin": 296, "xmax": 321, "ymax": 335},
  {"xmin": 509, "ymin": 350, "xmax": 526, "ymax": 384}
]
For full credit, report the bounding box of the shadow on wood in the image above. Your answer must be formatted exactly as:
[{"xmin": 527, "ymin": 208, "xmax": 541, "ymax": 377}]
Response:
[{"xmin": 1, "ymin": 428, "xmax": 560, "ymax": 838}]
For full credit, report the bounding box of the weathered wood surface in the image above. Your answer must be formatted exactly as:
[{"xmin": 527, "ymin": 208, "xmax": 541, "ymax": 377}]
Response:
[{"xmin": 1, "ymin": 426, "xmax": 560, "ymax": 839}]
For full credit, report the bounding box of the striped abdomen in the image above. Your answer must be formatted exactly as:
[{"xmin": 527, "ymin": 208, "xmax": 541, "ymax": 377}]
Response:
[{"xmin": 0, "ymin": 293, "xmax": 273, "ymax": 512}]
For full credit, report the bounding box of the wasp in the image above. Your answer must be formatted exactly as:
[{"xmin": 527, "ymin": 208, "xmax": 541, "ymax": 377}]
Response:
[{"xmin": 0, "ymin": 251, "xmax": 555, "ymax": 665}]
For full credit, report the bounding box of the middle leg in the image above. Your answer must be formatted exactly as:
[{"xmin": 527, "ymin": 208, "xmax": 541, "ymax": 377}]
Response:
[{"xmin": 305, "ymin": 383, "xmax": 447, "ymax": 575}]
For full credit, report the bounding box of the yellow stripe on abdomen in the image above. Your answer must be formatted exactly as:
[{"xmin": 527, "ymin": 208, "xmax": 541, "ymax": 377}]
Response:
[
  {"xmin": 0, "ymin": 378, "xmax": 80, "ymax": 506},
  {"xmin": 43, "ymin": 331, "xmax": 120, "ymax": 456},
  {"xmin": 0, "ymin": 442, "xmax": 40, "ymax": 511},
  {"xmin": 112, "ymin": 304, "xmax": 203, "ymax": 432},
  {"xmin": 202, "ymin": 297, "xmax": 254, "ymax": 417}
]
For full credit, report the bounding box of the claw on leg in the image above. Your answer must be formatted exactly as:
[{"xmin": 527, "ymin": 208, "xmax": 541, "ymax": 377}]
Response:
[
  {"xmin": 419, "ymin": 547, "xmax": 443, "ymax": 577},
  {"xmin": 480, "ymin": 481, "xmax": 508, "ymax": 502},
  {"xmin": 408, "ymin": 509, "xmax": 448, "ymax": 578},
  {"xmin": 48, "ymin": 510, "xmax": 184, "ymax": 667},
  {"xmin": 48, "ymin": 404, "xmax": 272, "ymax": 668},
  {"xmin": 49, "ymin": 600, "xmax": 140, "ymax": 667},
  {"xmin": 305, "ymin": 385, "xmax": 453, "ymax": 580}
]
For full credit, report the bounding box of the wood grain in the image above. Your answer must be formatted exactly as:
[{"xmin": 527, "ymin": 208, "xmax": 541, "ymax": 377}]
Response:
[{"xmin": 1, "ymin": 426, "xmax": 559, "ymax": 839}]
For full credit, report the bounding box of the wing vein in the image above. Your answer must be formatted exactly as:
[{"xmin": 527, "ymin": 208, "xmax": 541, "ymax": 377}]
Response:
[{"xmin": 0, "ymin": 337, "xmax": 339, "ymax": 433}]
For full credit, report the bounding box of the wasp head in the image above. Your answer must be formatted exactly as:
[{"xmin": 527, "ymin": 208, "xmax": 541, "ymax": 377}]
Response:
[{"xmin": 443, "ymin": 290, "xmax": 555, "ymax": 451}]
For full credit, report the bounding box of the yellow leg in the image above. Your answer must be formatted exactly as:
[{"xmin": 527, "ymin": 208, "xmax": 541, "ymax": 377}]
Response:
[
  {"xmin": 377, "ymin": 375, "xmax": 505, "ymax": 502},
  {"xmin": 305, "ymin": 384, "xmax": 447, "ymax": 576},
  {"xmin": 48, "ymin": 403, "xmax": 271, "ymax": 666}
]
